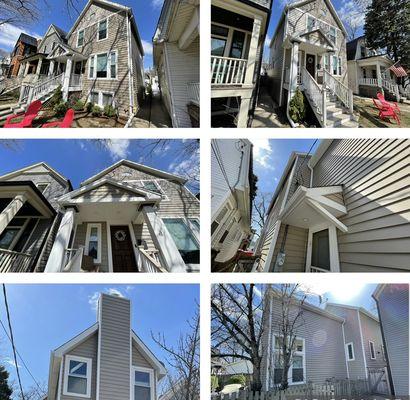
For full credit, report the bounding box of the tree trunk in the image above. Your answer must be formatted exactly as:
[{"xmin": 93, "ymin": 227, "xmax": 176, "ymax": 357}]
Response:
[{"xmin": 251, "ymin": 357, "xmax": 263, "ymax": 392}]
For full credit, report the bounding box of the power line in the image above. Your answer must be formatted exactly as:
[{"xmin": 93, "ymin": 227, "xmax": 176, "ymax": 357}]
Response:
[
  {"xmin": 2, "ymin": 284, "xmax": 25, "ymax": 400},
  {"xmin": 295, "ymin": 139, "xmax": 318, "ymax": 186}
]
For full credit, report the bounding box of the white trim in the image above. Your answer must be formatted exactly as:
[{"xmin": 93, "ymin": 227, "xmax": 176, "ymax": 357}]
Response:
[
  {"xmin": 131, "ymin": 366, "xmax": 155, "ymax": 400},
  {"xmin": 369, "ymin": 340, "xmax": 376, "ymax": 360},
  {"xmin": 88, "ymin": 50, "xmax": 118, "ymax": 80},
  {"xmin": 63, "ymin": 355, "xmax": 92, "ymax": 398},
  {"xmin": 128, "ymin": 222, "xmax": 139, "ymax": 268},
  {"xmin": 106, "ymin": 223, "xmax": 113, "ymax": 273},
  {"xmin": 265, "ymin": 294, "xmax": 273, "ymax": 390},
  {"xmin": 77, "ymin": 29, "xmax": 85, "ymax": 48},
  {"xmin": 346, "ymin": 342, "xmax": 355, "ymax": 361},
  {"xmin": 36, "ymin": 182, "xmax": 50, "ymax": 193},
  {"xmin": 341, "ymin": 322, "xmax": 350, "ymax": 378},
  {"xmin": 85, "ymin": 223, "xmax": 102, "ymax": 264},
  {"xmin": 97, "ymin": 18, "xmax": 108, "ymax": 42},
  {"xmin": 357, "ymin": 310, "xmax": 369, "ymax": 378},
  {"xmin": 96, "ymin": 299, "xmax": 102, "ymax": 400},
  {"xmin": 57, "ymin": 359, "xmax": 63, "ymax": 400}
]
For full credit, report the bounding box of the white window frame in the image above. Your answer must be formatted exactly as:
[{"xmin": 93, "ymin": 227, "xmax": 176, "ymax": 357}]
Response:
[
  {"xmin": 211, "ymin": 22, "xmax": 250, "ymax": 59},
  {"xmin": 85, "ymin": 223, "xmax": 102, "ymax": 264},
  {"xmin": 139, "ymin": 179, "xmax": 168, "ymax": 200},
  {"xmin": 0, "ymin": 217, "xmax": 30, "ymax": 251},
  {"xmin": 346, "ymin": 342, "xmax": 355, "ymax": 361},
  {"xmin": 77, "ymin": 29, "xmax": 85, "ymax": 48},
  {"xmin": 97, "ymin": 18, "xmax": 108, "ymax": 41},
  {"xmin": 88, "ymin": 50, "xmax": 118, "ymax": 80},
  {"xmin": 307, "ymin": 15, "xmax": 316, "ymax": 31},
  {"xmin": 63, "ymin": 355, "xmax": 92, "ymax": 398},
  {"xmin": 36, "ymin": 182, "xmax": 50, "ymax": 193},
  {"xmin": 187, "ymin": 218, "xmax": 200, "ymax": 240},
  {"xmin": 131, "ymin": 366, "xmax": 155, "ymax": 400},
  {"xmin": 369, "ymin": 341, "xmax": 376, "ymax": 360},
  {"xmin": 87, "ymin": 91, "xmax": 116, "ymax": 108}
]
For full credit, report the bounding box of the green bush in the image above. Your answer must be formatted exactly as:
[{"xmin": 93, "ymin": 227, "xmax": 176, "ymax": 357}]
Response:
[
  {"xmin": 86, "ymin": 102, "xmax": 93, "ymax": 113},
  {"xmin": 211, "ymin": 375, "xmax": 219, "ymax": 391},
  {"xmin": 227, "ymin": 375, "xmax": 246, "ymax": 386},
  {"xmin": 91, "ymin": 105, "xmax": 102, "ymax": 117},
  {"xmin": 103, "ymin": 104, "xmax": 116, "ymax": 118},
  {"xmin": 73, "ymin": 100, "xmax": 85, "ymax": 111},
  {"xmin": 53, "ymin": 101, "xmax": 68, "ymax": 118},
  {"xmin": 49, "ymin": 85, "xmax": 63, "ymax": 108},
  {"xmin": 289, "ymin": 88, "xmax": 306, "ymax": 124}
]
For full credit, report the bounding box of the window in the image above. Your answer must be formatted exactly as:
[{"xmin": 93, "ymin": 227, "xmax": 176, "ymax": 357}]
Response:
[
  {"xmin": 98, "ymin": 19, "xmax": 107, "ymax": 40},
  {"xmin": 307, "ymin": 16, "xmax": 316, "ymax": 31},
  {"xmin": 324, "ymin": 54, "xmax": 330, "ymax": 71},
  {"xmin": 85, "ymin": 223, "xmax": 102, "ymax": 264},
  {"xmin": 52, "ymin": 42, "xmax": 56, "ymax": 50},
  {"xmin": 360, "ymin": 46, "xmax": 366, "ymax": 58},
  {"xmin": 142, "ymin": 180, "xmax": 162, "ymax": 194},
  {"xmin": 90, "ymin": 91, "xmax": 99, "ymax": 104},
  {"xmin": 36, "ymin": 183, "xmax": 49, "ymax": 193},
  {"xmin": 211, "ymin": 206, "xmax": 229, "ymax": 236},
  {"xmin": 77, "ymin": 30, "xmax": 84, "ymax": 47},
  {"xmin": 132, "ymin": 367, "xmax": 154, "ymax": 400},
  {"xmin": 311, "ymin": 229, "xmax": 330, "ymax": 270},
  {"xmin": 219, "ymin": 230, "xmax": 229, "ymax": 244},
  {"xmin": 332, "ymin": 56, "xmax": 338, "ymax": 75},
  {"xmin": 163, "ymin": 218, "xmax": 199, "ymax": 265},
  {"xmin": 102, "ymin": 93, "xmax": 113, "ymax": 106},
  {"xmin": 96, "ymin": 53, "xmax": 108, "ymax": 78},
  {"xmin": 0, "ymin": 217, "xmax": 26, "ymax": 250},
  {"xmin": 63, "ymin": 355, "xmax": 92, "ymax": 398},
  {"xmin": 338, "ymin": 57, "xmax": 342, "ymax": 75},
  {"xmin": 88, "ymin": 51, "xmax": 117, "ymax": 79},
  {"xmin": 188, "ymin": 218, "xmax": 200, "ymax": 236},
  {"xmin": 328, "ymin": 27, "xmax": 336, "ymax": 44},
  {"xmin": 230, "ymin": 30, "xmax": 245, "ymax": 59},
  {"xmin": 110, "ymin": 51, "xmax": 117, "ymax": 78},
  {"xmin": 211, "ymin": 24, "xmax": 228, "ymax": 57},
  {"xmin": 89, "ymin": 55, "xmax": 95, "ymax": 78},
  {"xmin": 346, "ymin": 343, "xmax": 355, "ymax": 361},
  {"xmin": 369, "ymin": 341, "xmax": 376, "ymax": 359}
]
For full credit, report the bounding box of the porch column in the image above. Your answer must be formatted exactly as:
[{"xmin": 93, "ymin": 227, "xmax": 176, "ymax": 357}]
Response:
[
  {"xmin": 24, "ymin": 62, "xmax": 30, "ymax": 76},
  {"xmin": 35, "ymin": 58, "xmax": 43, "ymax": 76},
  {"xmin": 62, "ymin": 57, "xmax": 73, "ymax": 101},
  {"xmin": 141, "ymin": 205, "xmax": 187, "ymax": 272},
  {"xmin": 237, "ymin": 94, "xmax": 252, "ymax": 128},
  {"xmin": 49, "ymin": 60, "xmax": 55, "ymax": 76},
  {"xmin": 289, "ymin": 41, "xmax": 300, "ymax": 98},
  {"xmin": 18, "ymin": 63, "xmax": 25, "ymax": 77},
  {"xmin": 0, "ymin": 194, "xmax": 27, "ymax": 236},
  {"xmin": 44, "ymin": 207, "xmax": 76, "ymax": 272},
  {"xmin": 244, "ymin": 16, "xmax": 262, "ymax": 85},
  {"xmin": 376, "ymin": 62, "xmax": 382, "ymax": 88}
]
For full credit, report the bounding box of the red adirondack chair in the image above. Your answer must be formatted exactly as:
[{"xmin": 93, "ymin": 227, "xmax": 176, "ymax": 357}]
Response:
[
  {"xmin": 373, "ymin": 98, "xmax": 401, "ymax": 125},
  {"xmin": 42, "ymin": 109, "xmax": 75, "ymax": 128},
  {"xmin": 377, "ymin": 92, "xmax": 401, "ymax": 114},
  {"xmin": 4, "ymin": 100, "xmax": 42, "ymax": 128}
]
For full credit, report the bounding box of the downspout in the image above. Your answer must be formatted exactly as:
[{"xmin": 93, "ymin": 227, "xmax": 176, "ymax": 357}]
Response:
[
  {"xmin": 286, "ymin": 41, "xmax": 297, "ymax": 128},
  {"xmin": 308, "ymin": 162, "xmax": 314, "ymax": 188},
  {"xmin": 126, "ymin": 11, "xmax": 135, "ymax": 118},
  {"xmin": 341, "ymin": 320, "xmax": 350, "ymax": 379},
  {"xmin": 264, "ymin": 292, "xmax": 273, "ymax": 390}
]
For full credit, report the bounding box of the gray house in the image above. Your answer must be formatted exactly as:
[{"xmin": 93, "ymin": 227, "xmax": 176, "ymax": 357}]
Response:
[
  {"xmin": 254, "ymin": 139, "xmax": 410, "ymax": 273},
  {"xmin": 373, "ymin": 284, "xmax": 409, "ymax": 396},
  {"xmin": 45, "ymin": 293, "xmax": 166, "ymax": 400}
]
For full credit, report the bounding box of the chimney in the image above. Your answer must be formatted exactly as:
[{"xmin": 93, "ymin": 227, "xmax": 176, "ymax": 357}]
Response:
[{"xmin": 97, "ymin": 293, "xmax": 131, "ymax": 400}]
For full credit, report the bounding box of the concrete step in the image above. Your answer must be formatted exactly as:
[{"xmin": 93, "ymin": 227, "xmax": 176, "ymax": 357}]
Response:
[
  {"xmin": 326, "ymin": 106, "xmax": 343, "ymax": 117},
  {"xmin": 325, "ymin": 113, "xmax": 358, "ymax": 128}
]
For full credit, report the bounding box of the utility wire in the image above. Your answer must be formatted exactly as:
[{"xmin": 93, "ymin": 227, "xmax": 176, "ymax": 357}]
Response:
[
  {"xmin": 295, "ymin": 139, "xmax": 318, "ymax": 186},
  {"xmin": 2, "ymin": 284, "xmax": 25, "ymax": 400}
]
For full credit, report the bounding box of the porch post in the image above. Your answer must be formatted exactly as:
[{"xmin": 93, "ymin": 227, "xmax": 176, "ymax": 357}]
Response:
[
  {"xmin": 289, "ymin": 41, "xmax": 300, "ymax": 98},
  {"xmin": 0, "ymin": 194, "xmax": 27, "ymax": 236},
  {"xmin": 35, "ymin": 57, "xmax": 43, "ymax": 76},
  {"xmin": 328, "ymin": 225, "xmax": 340, "ymax": 272},
  {"xmin": 237, "ymin": 95, "xmax": 252, "ymax": 128},
  {"xmin": 49, "ymin": 60, "xmax": 55, "ymax": 76},
  {"xmin": 244, "ymin": 16, "xmax": 262, "ymax": 85},
  {"xmin": 62, "ymin": 57, "xmax": 73, "ymax": 101},
  {"xmin": 44, "ymin": 207, "xmax": 76, "ymax": 272},
  {"xmin": 24, "ymin": 62, "xmax": 30, "ymax": 76},
  {"xmin": 141, "ymin": 205, "xmax": 187, "ymax": 272},
  {"xmin": 376, "ymin": 62, "xmax": 382, "ymax": 90}
]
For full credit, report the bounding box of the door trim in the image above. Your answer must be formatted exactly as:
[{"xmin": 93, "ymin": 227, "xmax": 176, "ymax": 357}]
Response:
[{"xmin": 305, "ymin": 53, "xmax": 316, "ymax": 79}]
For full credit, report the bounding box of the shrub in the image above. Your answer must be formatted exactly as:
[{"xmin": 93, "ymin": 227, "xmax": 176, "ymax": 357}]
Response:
[
  {"xmin": 73, "ymin": 100, "xmax": 85, "ymax": 111},
  {"xmin": 289, "ymin": 88, "xmax": 306, "ymax": 124},
  {"xmin": 211, "ymin": 375, "xmax": 219, "ymax": 391},
  {"xmin": 86, "ymin": 102, "xmax": 93, "ymax": 113},
  {"xmin": 227, "ymin": 375, "xmax": 246, "ymax": 386},
  {"xmin": 53, "ymin": 101, "xmax": 68, "ymax": 118},
  {"xmin": 103, "ymin": 104, "xmax": 116, "ymax": 118},
  {"xmin": 49, "ymin": 85, "xmax": 63, "ymax": 108},
  {"xmin": 91, "ymin": 105, "xmax": 102, "ymax": 117}
]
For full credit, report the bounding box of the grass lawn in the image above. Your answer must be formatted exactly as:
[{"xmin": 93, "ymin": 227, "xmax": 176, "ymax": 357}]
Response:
[{"xmin": 354, "ymin": 96, "xmax": 410, "ymax": 128}]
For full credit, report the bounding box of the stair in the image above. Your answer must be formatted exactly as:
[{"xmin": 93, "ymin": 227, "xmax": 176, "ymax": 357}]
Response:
[{"xmin": 324, "ymin": 91, "xmax": 358, "ymax": 128}]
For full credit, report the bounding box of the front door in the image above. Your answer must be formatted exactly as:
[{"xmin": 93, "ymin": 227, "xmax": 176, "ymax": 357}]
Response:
[
  {"xmin": 306, "ymin": 54, "xmax": 316, "ymax": 78},
  {"xmin": 110, "ymin": 225, "xmax": 136, "ymax": 272}
]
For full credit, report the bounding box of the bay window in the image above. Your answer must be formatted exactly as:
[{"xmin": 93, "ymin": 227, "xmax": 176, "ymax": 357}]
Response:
[
  {"xmin": 63, "ymin": 355, "xmax": 92, "ymax": 398},
  {"xmin": 132, "ymin": 367, "xmax": 154, "ymax": 400}
]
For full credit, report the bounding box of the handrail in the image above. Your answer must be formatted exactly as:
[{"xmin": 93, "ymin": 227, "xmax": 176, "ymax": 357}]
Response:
[
  {"xmin": 63, "ymin": 246, "xmax": 84, "ymax": 272},
  {"xmin": 137, "ymin": 247, "xmax": 167, "ymax": 273},
  {"xmin": 301, "ymin": 67, "xmax": 325, "ymax": 121},
  {"xmin": 324, "ymin": 70, "xmax": 353, "ymax": 113}
]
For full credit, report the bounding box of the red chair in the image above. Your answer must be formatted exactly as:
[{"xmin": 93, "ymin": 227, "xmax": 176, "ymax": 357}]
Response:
[
  {"xmin": 42, "ymin": 109, "xmax": 75, "ymax": 128},
  {"xmin": 4, "ymin": 100, "xmax": 42, "ymax": 128},
  {"xmin": 373, "ymin": 98, "xmax": 400, "ymax": 125},
  {"xmin": 377, "ymin": 92, "xmax": 401, "ymax": 114}
]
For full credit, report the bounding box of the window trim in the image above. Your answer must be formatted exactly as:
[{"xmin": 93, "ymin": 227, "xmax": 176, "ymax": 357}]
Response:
[
  {"xmin": 0, "ymin": 217, "xmax": 30, "ymax": 251},
  {"xmin": 369, "ymin": 341, "xmax": 376, "ymax": 360},
  {"xmin": 346, "ymin": 342, "xmax": 355, "ymax": 361},
  {"xmin": 87, "ymin": 90, "xmax": 115, "ymax": 108},
  {"xmin": 88, "ymin": 50, "xmax": 118, "ymax": 80},
  {"xmin": 211, "ymin": 21, "xmax": 250, "ymax": 59},
  {"xmin": 85, "ymin": 223, "xmax": 102, "ymax": 264},
  {"xmin": 97, "ymin": 18, "xmax": 108, "ymax": 42},
  {"xmin": 131, "ymin": 366, "xmax": 155, "ymax": 400},
  {"xmin": 63, "ymin": 355, "xmax": 92, "ymax": 398},
  {"xmin": 77, "ymin": 29, "xmax": 85, "ymax": 48}
]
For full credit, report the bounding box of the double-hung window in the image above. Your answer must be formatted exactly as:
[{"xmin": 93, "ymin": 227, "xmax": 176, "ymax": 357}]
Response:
[
  {"xmin": 98, "ymin": 19, "xmax": 107, "ymax": 40},
  {"xmin": 96, "ymin": 53, "xmax": 108, "ymax": 78},
  {"xmin": 63, "ymin": 355, "xmax": 92, "ymax": 398},
  {"xmin": 88, "ymin": 51, "xmax": 117, "ymax": 79},
  {"xmin": 133, "ymin": 367, "xmax": 154, "ymax": 400},
  {"xmin": 328, "ymin": 27, "xmax": 336, "ymax": 44},
  {"xmin": 332, "ymin": 56, "xmax": 339, "ymax": 75},
  {"xmin": 0, "ymin": 217, "xmax": 26, "ymax": 250},
  {"xmin": 211, "ymin": 24, "xmax": 229, "ymax": 57},
  {"xmin": 77, "ymin": 29, "xmax": 84, "ymax": 47},
  {"xmin": 85, "ymin": 223, "xmax": 102, "ymax": 264},
  {"xmin": 307, "ymin": 16, "xmax": 316, "ymax": 31},
  {"xmin": 89, "ymin": 55, "xmax": 95, "ymax": 78}
]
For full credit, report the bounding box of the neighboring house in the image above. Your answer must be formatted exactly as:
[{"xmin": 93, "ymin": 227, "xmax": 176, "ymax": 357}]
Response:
[
  {"xmin": 45, "ymin": 292, "xmax": 166, "ymax": 400},
  {"xmin": 373, "ymin": 284, "xmax": 409, "ymax": 396},
  {"xmin": 153, "ymin": 0, "xmax": 200, "ymax": 128},
  {"xmin": 267, "ymin": 0, "xmax": 357, "ymax": 127},
  {"xmin": 0, "ymin": 162, "xmax": 72, "ymax": 273},
  {"xmin": 212, "ymin": 358, "xmax": 253, "ymax": 388},
  {"xmin": 260, "ymin": 289, "xmax": 387, "ymax": 394},
  {"xmin": 7, "ymin": 33, "xmax": 38, "ymax": 77},
  {"xmin": 0, "ymin": 55, "xmax": 11, "ymax": 77},
  {"xmin": 211, "ymin": 0, "xmax": 272, "ymax": 128},
  {"xmin": 254, "ymin": 139, "xmax": 410, "ymax": 273},
  {"xmin": 346, "ymin": 36, "xmax": 400, "ymax": 101},
  {"xmin": 211, "ymin": 139, "xmax": 254, "ymax": 269}
]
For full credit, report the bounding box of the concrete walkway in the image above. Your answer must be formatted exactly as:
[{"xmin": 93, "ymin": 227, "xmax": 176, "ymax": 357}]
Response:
[{"xmin": 130, "ymin": 91, "xmax": 172, "ymax": 128}]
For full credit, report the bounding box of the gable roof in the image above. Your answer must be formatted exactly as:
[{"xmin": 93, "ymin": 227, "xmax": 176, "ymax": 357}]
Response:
[
  {"xmin": 38, "ymin": 24, "xmax": 68, "ymax": 52},
  {"xmin": 18, "ymin": 33, "xmax": 38, "ymax": 47},
  {"xmin": 325, "ymin": 303, "xmax": 379, "ymax": 323},
  {"xmin": 52, "ymin": 24, "xmax": 68, "ymax": 39},
  {"xmin": 80, "ymin": 159, "xmax": 187, "ymax": 186},
  {"xmin": 299, "ymin": 27, "xmax": 336, "ymax": 48}
]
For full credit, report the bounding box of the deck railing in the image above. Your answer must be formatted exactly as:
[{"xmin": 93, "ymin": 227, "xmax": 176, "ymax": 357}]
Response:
[
  {"xmin": 0, "ymin": 249, "xmax": 33, "ymax": 273},
  {"xmin": 309, "ymin": 266, "xmax": 330, "ymax": 273},
  {"xmin": 31, "ymin": 73, "xmax": 63, "ymax": 101},
  {"xmin": 211, "ymin": 56, "xmax": 247, "ymax": 85},
  {"xmin": 324, "ymin": 70, "xmax": 353, "ymax": 113},
  {"xmin": 187, "ymin": 82, "xmax": 200, "ymax": 105},
  {"xmin": 358, "ymin": 77, "xmax": 378, "ymax": 86},
  {"xmin": 136, "ymin": 247, "xmax": 167, "ymax": 273}
]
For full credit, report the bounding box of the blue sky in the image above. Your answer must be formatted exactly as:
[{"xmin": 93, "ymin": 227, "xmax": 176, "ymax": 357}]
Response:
[
  {"xmin": 0, "ymin": 139, "xmax": 199, "ymax": 192},
  {"xmin": 0, "ymin": 0, "xmax": 165, "ymax": 68},
  {"xmin": 0, "ymin": 284, "xmax": 198, "ymax": 398}
]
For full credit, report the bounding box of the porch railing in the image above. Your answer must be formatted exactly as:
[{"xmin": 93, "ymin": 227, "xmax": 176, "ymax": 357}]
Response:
[
  {"xmin": 20, "ymin": 73, "xmax": 63, "ymax": 105},
  {"xmin": 187, "ymin": 82, "xmax": 200, "ymax": 105},
  {"xmin": 358, "ymin": 77, "xmax": 378, "ymax": 86},
  {"xmin": 136, "ymin": 247, "xmax": 167, "ymax": 273},
  {"xmin": 0, "ymin": 249, "xmax": 33, "ymax": 273},
  {"xmin": 69, "ymin": 74, "xmax": 82, "ymax": 87},
  {"xmin": 0, "ymin": 76, "xmax": 23, "ymax": 94},
  {"xmin": 211, "ymin": 56, "xmax": 247, "ymax": 85},
  {"xmin": 382, "ymin": 78, "xmax": 400, "ymax": 100},
  {"xmin": 309, "ymin": 266, "xmax": 330, "ymax": 273},
  {"xmin": 301, "ymin": 67, "xmax": 326, "ymax": 122},
  {"xmin": 324, "ymin": 70, "xmax": 353, "ymax": 113}
]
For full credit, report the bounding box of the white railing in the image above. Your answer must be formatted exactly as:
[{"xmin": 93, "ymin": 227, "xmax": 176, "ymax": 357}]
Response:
[
  {"xmin": 211, "ymin": 56, "xmax": 247, "ymax": 85},
  {"xmin": 358, "ymin": 77, "xmax": 378, "ymax": 86},
  {"xmin": 301, "ymin": 67, "xmax": 325, "ymax": 120},
  {"xmin": 0, "ymin": 76, "xmax": 23, "ymax": 93},
  {"xmin": 62, "ymin": 247, "xmax": 84, "ymax": 272},
  {"xmin": 136, "ymin": 247, "xmax": 166, "ymax": 273},
  {"xmin": 31, "ymin": 73, "xmax": 63, "ymax": 101},
  {"xmin": 399, "ymin": 85, "xmax": 410, "ymax": 98},
  {"xmin": 187, "ymin": 82, "xmax": 199, "ymax": 105},
  {"xmin": 0, "ymin": 249, "xmax": 32, "ymax": 273},
  {"xmin": 382, "ymin": 78, "xmax": 400, "ymax": 100},
  {"xmin": 69, "ymin": 74, "xmax": 82, "ymax": 87},
  {"xmin": 324, "ymin": 70, "xmax": 353, "ymax": 113},
  {"xmin": 309, "ymin": 266, "xmax": 330, "ymax": 273}
]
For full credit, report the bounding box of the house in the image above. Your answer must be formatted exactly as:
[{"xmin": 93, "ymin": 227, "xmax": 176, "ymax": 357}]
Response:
[
  {"xmin": 267, "ymin": 0, "xmax": 357, "ymax": 127},
  {"xmin": 0, "ymin": 162, "xmax": 72, "ymax": 273},
  {"xmin": 261, "ymin": 288, "xmax": 388, "ymax": 393},
  {"xmin": 153, "ymin": 0, "xmax": 200, "ymax": 128},
  {"xmin": 346, "ymin": 36, "xmax": 400, "ymax": 101},
  {"xmin": 0, "ymin": 54, "xmax": 11, "ymax": 77},
  {"xmin": 211, "ymin": 0, "xmax": 272, "ymax": 128},
  {"xmin": 45, "ymin": 292, "xmax": 166, "ymax": 400},
  {"xmin": 16, "ymin": 0, "xmax": 145, "ymax": 118},
  {"xmin": 7, "ymin": 33, "xmax": 38, "ymax": 77},
  {"xmin": 0, "ymin": 159, "xmax": 200, "ymax": 273},
  {"xmin": 211, "ymin": 139, "xmax": 254, "ymax": 270},
  {"xmin": 373, "ymin": 284, "xmax": 409, "ymax": 396},
  {"xmin": 254, "ymin": 139, "xmax": 410, "ymax": 273}
]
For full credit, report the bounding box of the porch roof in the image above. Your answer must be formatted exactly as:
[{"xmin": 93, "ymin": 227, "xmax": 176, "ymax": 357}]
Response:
[
  {"xmin": 47, "ymin": 43, "xmax": 87, "ymax": 61},
  {"xmin": 356, "ymin": 55, "xmax": 393, "ymax": 67},
  {"xmin": 20, "ymin": 53, "xmax": 48, "ymax": 63}
]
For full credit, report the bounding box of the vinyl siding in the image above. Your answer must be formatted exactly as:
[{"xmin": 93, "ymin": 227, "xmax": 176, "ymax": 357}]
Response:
[
  {"xmin": 267, "ymin": 19, "xmax": 285, "ymax": 104},
  {"xmin": 376, "ymin": 284, "xmax": 409, "ymax": 396},
  {"xmin": 359, "ymin": 313, "xmax": 386, "ymax": 370},
  {"xmin": 312, "ymin": 139, "xmax": 410, "ymax": 272}
]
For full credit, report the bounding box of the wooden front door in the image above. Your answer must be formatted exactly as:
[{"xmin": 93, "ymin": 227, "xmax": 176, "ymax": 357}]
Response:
[
  {"xmin": 306, "ymin": 53, "xmax": 316, "ymax": 78},
  {"xmin": 110, "ymin": 226, "xmax": 136, "ymax": 272}
]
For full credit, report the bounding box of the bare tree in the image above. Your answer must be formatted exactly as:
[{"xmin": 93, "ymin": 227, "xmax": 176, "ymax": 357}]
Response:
[
  {"xmin": 14, "ymin": 382, "xmax": 47, "ymax": 400},
  {"xmin": 211, "ymin": 284, "xmax": 264, "ymax": 391},
  {"xmin": 252, "ymin": 192, "xmax": 270, "ymax": 238},
  {"xmin": 152, "ymin": 307, "xmax": 199, "ymax": 400},
  {"xmin": 0, "ymin": 0, "xmax": 39, "ymax": 27}
]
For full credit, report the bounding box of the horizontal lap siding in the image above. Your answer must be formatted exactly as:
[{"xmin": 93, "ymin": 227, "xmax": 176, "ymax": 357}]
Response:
[
  {"xmin": 131, "ymin": 33, "xmax": 144, "ymax": 110},
  {"xmin": 132, "ymin": 342, "xmax": 152, "ymax": 369},
  {"xmin": 312, "ymin": 139, "xmax": 410, "ymax": 272},
  {"xmin": 377, "ymin": 284, "xmax": 409, "ymax": 396},
  {"xmin": 267, "ymin": 19, "xmax": 284, "ymax": 105},
  {"xmin": 359, "ymin": 314, "xmax": 386, "ymax": 370},
  {"xmin": 61, "ymin": 332, "xmax": 98, "ymax": 400},
  {"xmin": 39, "ymin": 30, "xmax": 63, "ymax": 53}
]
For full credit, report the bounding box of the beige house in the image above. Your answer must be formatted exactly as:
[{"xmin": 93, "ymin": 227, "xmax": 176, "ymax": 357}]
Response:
[{"xmin": 254, "ymin": 139, "xmax": 410, "ymax": 273}]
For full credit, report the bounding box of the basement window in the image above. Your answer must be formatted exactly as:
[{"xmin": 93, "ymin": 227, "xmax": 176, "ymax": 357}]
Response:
[{"xmin": 63, "ymin": 355, "xmax": 92, "ymax": 398}]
